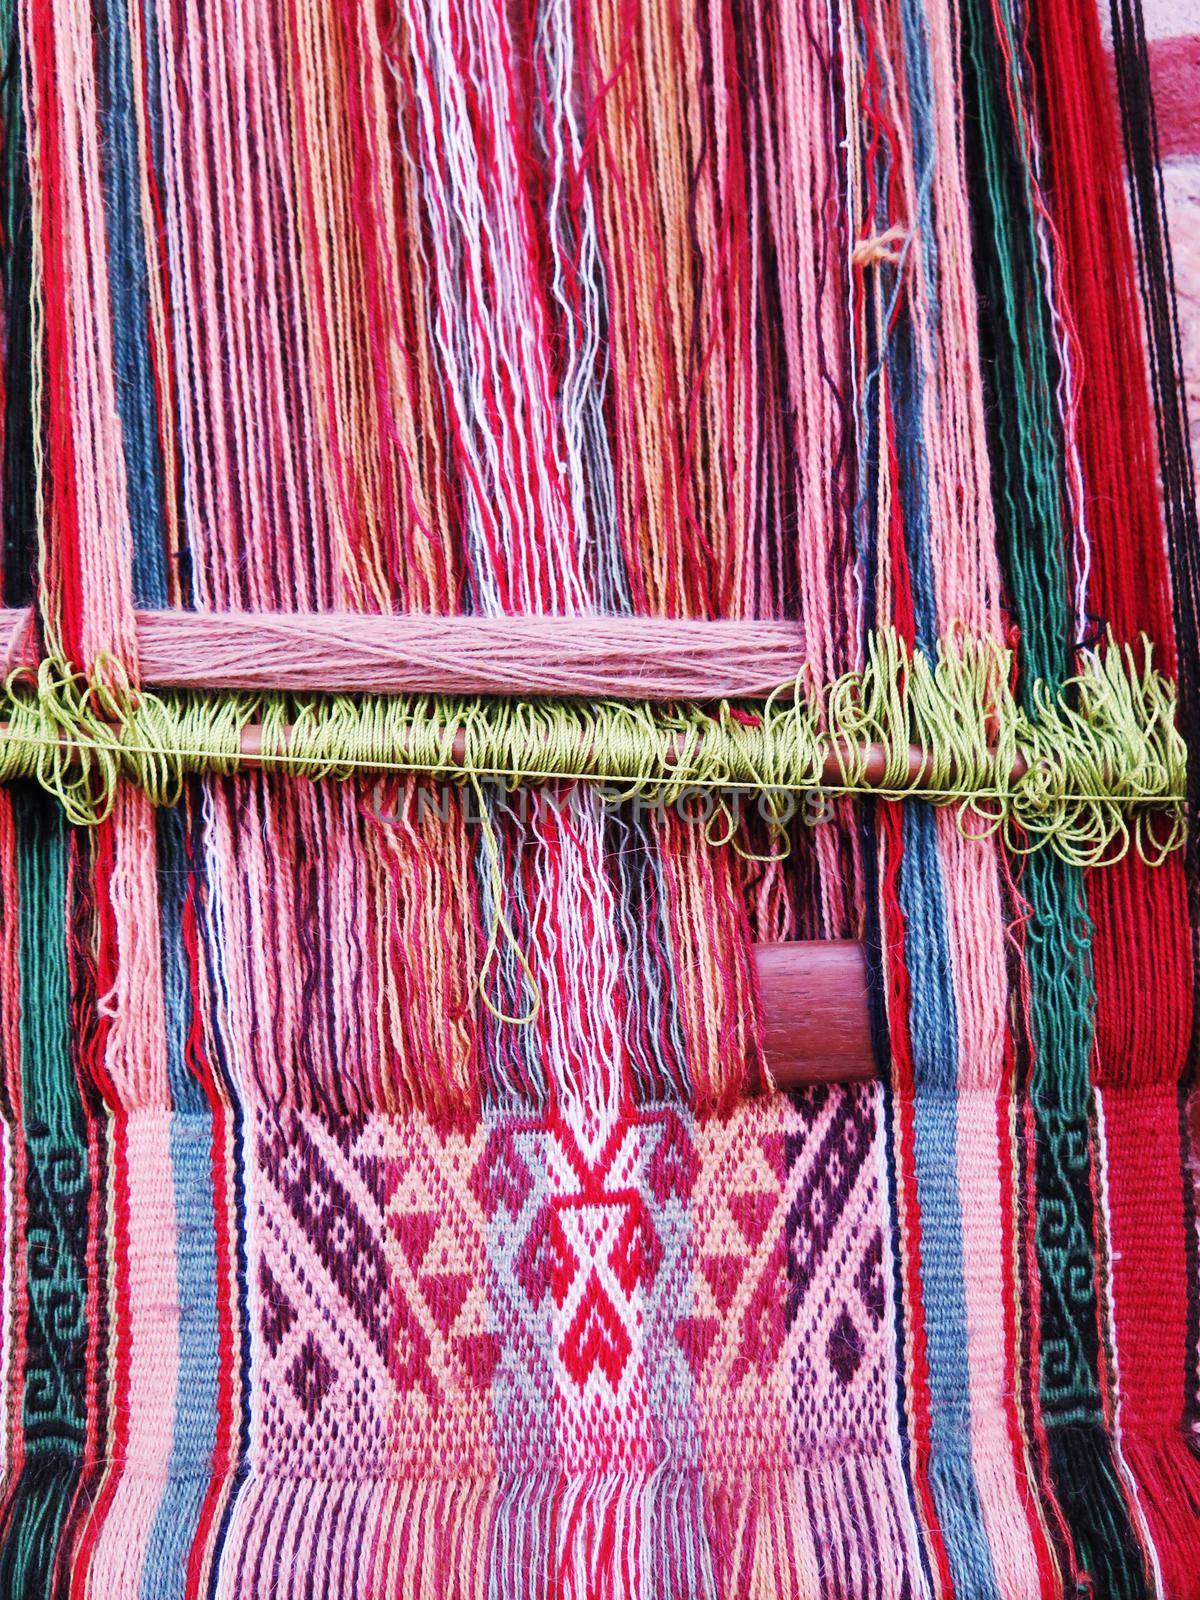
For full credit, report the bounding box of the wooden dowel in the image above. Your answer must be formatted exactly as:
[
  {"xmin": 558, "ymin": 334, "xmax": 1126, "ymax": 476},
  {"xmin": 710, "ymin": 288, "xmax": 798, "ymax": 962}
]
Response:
[
  {"xmin": 755, "ymin": 940, "xmax": 875, "ymax": 1087},
  {"xmin": 0, "ymin": 713, "xmax": 1031, "ymax": 804},
  {"xmin": 0, "ymin": 605, "xmax": 1034, "ymax": 793},
  {"xmin": 235, "ymin": 722, "xmax": 1028, "ymax": 787}
]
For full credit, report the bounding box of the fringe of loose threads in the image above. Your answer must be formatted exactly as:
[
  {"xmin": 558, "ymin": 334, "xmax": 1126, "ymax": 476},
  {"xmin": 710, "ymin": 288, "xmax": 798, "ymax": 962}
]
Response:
[{"xmin": 0, "ymin": 630, "xmax": 1184, "ymax": 867}]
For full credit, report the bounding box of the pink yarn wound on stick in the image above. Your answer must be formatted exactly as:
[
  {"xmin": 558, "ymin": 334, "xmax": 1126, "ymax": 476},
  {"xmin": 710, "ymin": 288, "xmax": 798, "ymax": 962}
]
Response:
[
  {"xmin": 132, "ymin": 610, "xmax": 807, "ymax": 700},
  {"xmin": 0, "ymin": 608, "xmax": 38, "ymax": 676}
]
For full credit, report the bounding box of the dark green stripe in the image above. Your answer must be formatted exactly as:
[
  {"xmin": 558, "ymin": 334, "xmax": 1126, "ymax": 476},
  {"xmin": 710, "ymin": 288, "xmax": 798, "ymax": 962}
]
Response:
[
  {"xmin": 959, "ymin": 1, "xmax": 1148, "ymax": 1593},
  {"xmin": 0, "ymin": 791, "xmax": 88, "ymax": 1599}
]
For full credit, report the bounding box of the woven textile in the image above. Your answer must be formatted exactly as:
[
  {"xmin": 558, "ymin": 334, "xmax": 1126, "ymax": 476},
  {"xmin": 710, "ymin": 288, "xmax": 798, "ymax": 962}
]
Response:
[{"xmin": 0, "ymin": 0, "xmax": 1199, "ymax": 1596}]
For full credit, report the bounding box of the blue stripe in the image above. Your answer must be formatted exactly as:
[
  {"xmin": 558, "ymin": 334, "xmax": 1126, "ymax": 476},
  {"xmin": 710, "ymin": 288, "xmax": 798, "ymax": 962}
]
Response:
[
  {"xmin": 96, "ymin": 0, "xmax": 169, "ymax": 608},
  {"xmin": 899, "ymin": 804, "xmax": 1001, "ymax": 1600},
  {"xmin": 141, "ymin": 803, "xmax": 218, "ymax": 1595},
  {"xmin": 141, "ymin": 1115, "xmax": 220, "ymax": 1600},
  {"xmin": 157, "ymin": 807, "xmax": 205, "ymax": 1113}
]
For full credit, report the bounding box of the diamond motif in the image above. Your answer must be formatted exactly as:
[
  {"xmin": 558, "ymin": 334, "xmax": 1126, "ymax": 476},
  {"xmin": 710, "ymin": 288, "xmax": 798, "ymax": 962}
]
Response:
[
  {"xmin": 515, "ymin": 1201, "xmax": 557, "ymax": 1307},
  {"xmin": 855, "ymin": 1229, "xmax": 885, "ymax": 1326},
  {"xmin": 473, "ymin": 1126, "xmax": 534, "ymax": 1216},
  {"xmin": 739, "ymin": 1241, "xmax": 785, "ymax": 1366},
  {"xmin": 286, "ymin": 1334, "xmax": 336, "ymax": 1421},
  {"xmin": 675, "ymin": 1314, "xmax": 720, "ymax": 1377},
  {"xmin": 828, "ymin": 1307, "xmax": 864, "ymax": 1385},
  {"xmin": 386, "ymin": 1286, "xmax": 437, "ymax": 1400},
  {"xmin": 645, "ymin": 1109, "xmax": 698, "ymax": 1202},
  {"xmin": 391, "ymin": 1210, "xmax": 437, "ymax": 1275},
  {"xmin": 259, "ymin": 1261, "xmax": 297, "ymax": 1357},
  {"xmin": 454, "ymin": 1332, "xmax": 500, "ymax": 1388},
  {"xmin": 419, "ymin": 1272, "xmax": 470, "ymax": 1336}
]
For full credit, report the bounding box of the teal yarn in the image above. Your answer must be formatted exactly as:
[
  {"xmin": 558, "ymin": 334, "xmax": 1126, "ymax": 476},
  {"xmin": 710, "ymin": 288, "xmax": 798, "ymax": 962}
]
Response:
[
  {"xmin": 959, "ymin": 0, "xmax": 1150, "ymax": 1590},
  {"xmin": 0, "ymin": 791, "xmax": 90, "ymax": 1600}
]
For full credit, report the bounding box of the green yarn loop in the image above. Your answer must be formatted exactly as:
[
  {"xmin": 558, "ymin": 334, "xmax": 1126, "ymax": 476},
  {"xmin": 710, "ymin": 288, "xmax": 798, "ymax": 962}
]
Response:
[{"xmin": 0, "ymin": 629, "xmax": 1185, "ymax": 865}]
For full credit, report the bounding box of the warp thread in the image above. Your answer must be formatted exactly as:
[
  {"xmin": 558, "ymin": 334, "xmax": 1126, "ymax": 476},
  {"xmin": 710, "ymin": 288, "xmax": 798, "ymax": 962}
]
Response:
[{"xmin": 1, "ymin": 0, "xmax": 1198, "ymax": 1591}]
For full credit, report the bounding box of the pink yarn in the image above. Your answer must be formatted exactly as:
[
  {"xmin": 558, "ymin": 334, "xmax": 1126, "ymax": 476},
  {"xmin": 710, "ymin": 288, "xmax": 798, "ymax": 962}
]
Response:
[
  {"xmin": 132, "ymin": 609, "xmax": 806, "ymax": 700},
  {"xmin": 0, "ymin": 609, "xmax": 38, "ymax": 676},
  {"xmin": 0, "ymin": 602, "xmax": 806, "ymax": 700}
]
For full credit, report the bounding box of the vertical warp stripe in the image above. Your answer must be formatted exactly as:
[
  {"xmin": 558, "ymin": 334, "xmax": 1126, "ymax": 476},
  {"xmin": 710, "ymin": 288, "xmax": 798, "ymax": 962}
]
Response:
[
  {"xmin": 899, "ymin": 804, "xmax": 1000, "ymax": 1599},
  {"xmin": 95, "ymin": 0, "xmax": 169, "ymax": 609}
]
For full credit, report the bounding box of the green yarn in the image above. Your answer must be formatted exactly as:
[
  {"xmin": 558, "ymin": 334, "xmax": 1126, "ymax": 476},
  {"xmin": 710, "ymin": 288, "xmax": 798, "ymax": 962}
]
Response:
[
  {"xmin": 0, "ymin": 629, "xmax": 1185, "ymax": 865},
  {"xmin": 961, "ymin": 0, "xmax": 1073, "ymax": 689},
  {"xmin": 0, "ymin": 792, "xmax": 88, "ymax": 1600},
  {"xmin": 960, "ymin": 0, "xmax": 1152, "ymax": 1589}
]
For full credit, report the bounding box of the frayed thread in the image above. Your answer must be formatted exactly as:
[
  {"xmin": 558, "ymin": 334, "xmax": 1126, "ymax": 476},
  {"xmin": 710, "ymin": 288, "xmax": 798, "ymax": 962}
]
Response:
[{"xmin": 0, "ymin": 631, "xmax": 1183, "ymax": 868}]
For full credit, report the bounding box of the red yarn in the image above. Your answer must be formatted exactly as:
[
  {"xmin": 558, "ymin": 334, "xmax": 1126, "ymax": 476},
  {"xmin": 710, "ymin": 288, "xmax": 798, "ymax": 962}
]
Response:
[
  {"xmin": 1034, "ymin": 0, "xmax": 1174, "ymax": 664},
  {"xmin": 1103, "ymin": 1087, "xmax": 1200, "ymax": 1598},
  {"xmin": 1034, "ymin": 0, "xmax": 1200, "ymax": 1581},
  {"xmin": 26, "ymin": 2, "xmax": 85, "ymax": 662}
]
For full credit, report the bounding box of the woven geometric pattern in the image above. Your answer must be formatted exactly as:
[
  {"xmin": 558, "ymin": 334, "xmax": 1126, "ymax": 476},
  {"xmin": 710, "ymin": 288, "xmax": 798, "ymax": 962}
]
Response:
[{"xmin": 0, "ymin": 0, "xmax": 1199, "ymax": 1596}]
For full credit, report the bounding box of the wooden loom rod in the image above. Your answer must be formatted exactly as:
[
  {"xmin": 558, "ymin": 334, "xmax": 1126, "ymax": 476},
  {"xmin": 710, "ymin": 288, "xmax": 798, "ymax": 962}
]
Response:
[
  {"xmin": 233, "ymin": 721, "xmax": 1019, "ymax": 787},
  {"xmin": 0, "ymin": 716, "xmax": 988, "ymax": 789},
  {"xmin": 0, "ymin": 603, "xmax": 1035, "ymax": 789},
  {"xmin": 755, "ymin": 941, "xmax": 875, "ymax": 1088}
]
